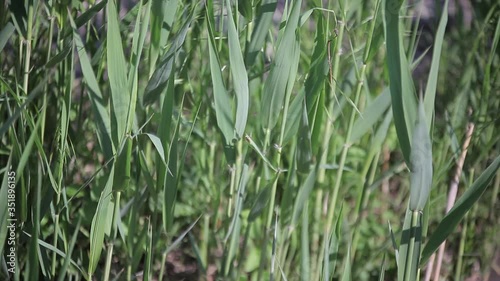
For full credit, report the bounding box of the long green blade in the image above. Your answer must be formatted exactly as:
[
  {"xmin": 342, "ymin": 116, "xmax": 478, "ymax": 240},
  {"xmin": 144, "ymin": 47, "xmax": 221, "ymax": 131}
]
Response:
[
  {"xmin": 206, "ymin": 4, "xmax": 235, "ymax": 160},
  {"xmin": 421, "ymin": 155, "xmax": 500, "ymax": 264},
  {"xmin": 226, "ymin": 0, "xmax": 249, "ymax": 140},
  {"xmin": 107, "ymin": 0, "xmax": 130, "ymax": 144},
  {"xmin": 409, "ymin": 98, "xmax": 433, "ymax": 211},
  {"xmin": 260, "ymin": 0, "xmax": 302, "ymax": 131},
  {"xmin": 89, "ymin": 167, "xmax": 115, "ymax": 276},
  {"xmin": 423, "ymin": 0, "xmax": 449, "ymax": 126},
  {"xmin": 383, "ymin": 0, "xmax": 417, "ymax": 165}
]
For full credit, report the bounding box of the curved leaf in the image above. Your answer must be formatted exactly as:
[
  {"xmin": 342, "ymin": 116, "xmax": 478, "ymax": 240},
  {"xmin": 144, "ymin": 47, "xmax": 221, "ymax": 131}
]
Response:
[{"xmin": 421, "ymin": 155, "xmax": 500, "ymax": 264}]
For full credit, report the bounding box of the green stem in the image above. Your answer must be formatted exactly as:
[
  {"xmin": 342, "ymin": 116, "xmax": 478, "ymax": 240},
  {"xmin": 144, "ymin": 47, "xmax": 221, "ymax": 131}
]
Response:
[
  {"xmin": 158, "ymin": 251, "xmax": 167, "ymax": 281},
  {"xmin": 103, "ymin": 191, "xmax": 121, "ymax": 281},
  {"xmin": 312, "ymin": 15, "xmax": 346, "ymax": 281},
  {"xmin": 258, "ymin": 33, "xmax": 298, "ymax": 278},
  {"xmin": 351, "ymin": 149, "xmax": 380, "ymax": 261},
  {"xmin": 310, "ymin": 189, "xmax": 323, "ymax": 279},
  {"xmin": 23, "ymin": 4, "xmax": 34, "ymax": 94},
  {"xmin": 404, "ymin": 210, "xmax": 420, "ymax": 281}
]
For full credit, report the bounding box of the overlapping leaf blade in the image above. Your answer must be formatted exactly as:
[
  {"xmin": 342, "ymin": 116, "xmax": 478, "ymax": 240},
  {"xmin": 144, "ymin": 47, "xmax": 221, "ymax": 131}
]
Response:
[
  {"xmin": 107, "ymin": 0, "xmax": 130, "ymax": 144},
  {"xmin": 383, "ymin": 0, "xmax": 417, "ymax": 165},
  {"xmin": 260, "ymin": 0, "xmax": 302, "ymax": 131},
  {"xmin": 409, "ymin": 98, "xmax": 433, "ymax": 211},
  {"xmin": 421, "ymin": 155, "xmax": 500, "ymax": 264},
  {"xmin": 206, "ymin": 4, "xmax": 235, "ymax": 159},
  {"xmin": 226, "ymin": 0, "xmax": 249, "ymax": 140}
]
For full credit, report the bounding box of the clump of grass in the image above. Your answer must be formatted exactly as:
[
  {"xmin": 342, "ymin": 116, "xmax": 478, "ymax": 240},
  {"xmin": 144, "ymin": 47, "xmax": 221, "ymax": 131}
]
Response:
[{"xmin": 0, "ymin": 0, "xmax": 499, "ymax": 280}]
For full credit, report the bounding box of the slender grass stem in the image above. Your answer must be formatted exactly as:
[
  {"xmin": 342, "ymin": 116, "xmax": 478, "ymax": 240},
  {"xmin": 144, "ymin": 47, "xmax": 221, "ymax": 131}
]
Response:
[
  {"xmin": 404, "ymin": 210, "xmax": 420, "ymax": 281},
  {"xmin": 312, "ymin": 15, "xmax": 346, "ymax": 281},
  {"xmin": 351, "ymin": 149, "xmax": 380, "ymax": 260},
  {"xmin": 22, "ymin": 4, "xmax": 34, "ymax": 94}
]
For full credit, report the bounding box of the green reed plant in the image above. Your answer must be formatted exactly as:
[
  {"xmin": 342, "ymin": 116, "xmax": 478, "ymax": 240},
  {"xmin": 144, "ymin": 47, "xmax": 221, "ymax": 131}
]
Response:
[{"xmin": 0, "ymin": 0, "xmax": 499, "ymax": 280}]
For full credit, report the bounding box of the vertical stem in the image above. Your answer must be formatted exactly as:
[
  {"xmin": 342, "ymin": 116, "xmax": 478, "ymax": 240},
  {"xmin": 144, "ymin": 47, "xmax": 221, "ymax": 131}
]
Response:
[
  {"xmin": 23, "ymin": 4, "xmax": 34, "ymax": 94},
  {"xmin": 42, "ymin": 3, "xmax": 55, "ymax": 139},
  {"xmin": 454, "ymin": 173, "xmax": 474, "ymax": 281},
  {"xmin": 103, "ymin": 191, "xmax": 121, "ymax": 281},
  {"xmin": 313, "ymin": 17, "xmax": 346, "ymax": 281},
  {"xmin": 403, "ymin": 210, "xmax": 420, "ymax": 281},
  {"xmin": 310, "ymin": 189, "xmax": 322, "ymax": 279},
  {"xmin": 351, "ymin": 150, "xmax": 380, "ymax": 261},
  {"xmin": 258, "ymin": 25, "xmax": 299, "ymax": 275},
  {"xmin": 158, "ymin": 251, "xmax": 167, "ymax": 281},
  {"xmin": 227, "ymin": 164, "xmax": 236, "ymax": 217},
  {"xmin": 317, "ymin": 20, "xmax": 345, "ymax": 184}
]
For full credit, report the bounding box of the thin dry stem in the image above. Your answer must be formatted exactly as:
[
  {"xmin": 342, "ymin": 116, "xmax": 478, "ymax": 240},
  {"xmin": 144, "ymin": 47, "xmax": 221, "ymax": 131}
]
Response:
[{"xmin": 425, "ymin": 120, "xmax": 475, "ymax": 281}]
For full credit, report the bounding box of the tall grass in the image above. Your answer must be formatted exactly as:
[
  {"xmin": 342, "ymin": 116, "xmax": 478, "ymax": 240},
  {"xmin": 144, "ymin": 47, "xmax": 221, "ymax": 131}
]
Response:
[{"xmin": 0, "ymin": 0, "xmax": 499, "ymax": 280}]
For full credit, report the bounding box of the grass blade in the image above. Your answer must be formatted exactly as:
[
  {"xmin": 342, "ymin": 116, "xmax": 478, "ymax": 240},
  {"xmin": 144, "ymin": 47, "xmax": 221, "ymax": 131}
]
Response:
[
  {"xmin": 244, "ymin": 134, "xmax": 277, "ymax": 172},
  {"xmin": 224, "ymin": 164, "xmax": 249, "ymax": 276},
  {"xmin": 296, "ymin": 100, "xmax": 313, "ymax": 173},
  {"xmin": 69, "ymin": 13, "xmax": 113, "ymax": 159},
  {"xmin": 383, "ymin": 0, "xmax": 417, "ymax": 165},
  {"xmin": 226, "ymin": 0, "xmax": 249, "ymax": 140},
  {"xmin": 0, "ymin": 77, "xmax": 47, "ymax": 139},
  {"xmin": 260, "ymin": 0, "xmax": 302, "ymax": 131},
  {"xmin": 0, "ymin": 22, "xmax": 15, "ymax": 52},
  {"xmin": 340, "ymin": 247, "xmax": 351, "ymax": 281},
  {"xmin": 300, "ymin": 202, "xmax": 310, "ymax": 281},
  {"xmin": 421, "ymin": 155, "xmax": 500, "ymax": 264},
  {"xmin": 245, "ymin": 0, "xmax": 277, "ymax": 65},
  {"xmin": 143, "ymin": 9, "xmax": 194, "ymax": 106},
  {"xmin": 107, "ymin": 0, "xmax": 130, "ymax": 144},
  {"xmin": 323, "ymin": 204, "xmax": 343, "ymax": 281},
  {"xmin": 163, "ymin": 115, "xmax": 179, "ymax": 231},
  {"xmin": 0, "ymin": 155, "xmax": 13, "ymax": 259},
  {"xmin": 88, "ymin": 166, "xmax": 115, "ymax": 277},
  {"xmin": 409, "ymin": 98, "xmax": 433, "ymax": 211},
  {"xmin": 292, "ymin": 167, "xmax": 316, "ymax": 227},
  {"xmin": 423, "ymin": 0, "xmax": 449, "ymax": 125},
  {"xmin": 60, "ymin": 0, "xmax": 107, "ymax": 37},
  {"xmin": 283, "ymin": 89, "xmax": 305, "ymax": 144},
  {"xmin": 304, "ymin": 13, "xmax": 327, "ymax": 115},
  {"xmin": 149, "ymin": 0, "xmax": 179, "ymax": 71},
  {"xmin": 349, "ymin": 87, "xmax": 391, "ymax": 143},
  {"xmin": 57, "ymin": 218, "xmax": 82, "ymax": 281},
  {"xmin": 398, "ymin": 209, "xmax": 422, "ymax": 281},
  {"xmin": 248, "ymin": 177, "xmax": 276, "ymax": 222},
  {"xmin": 145, "ymin": 133, "xmax": 167, "ymax": 165},
  {"xmin": 206, "ymin": 4, "xmax": 235, "ymax": 154},
  {"xmin": 127, "ymin": 0, "xmax": 151, "ymax": 134}
]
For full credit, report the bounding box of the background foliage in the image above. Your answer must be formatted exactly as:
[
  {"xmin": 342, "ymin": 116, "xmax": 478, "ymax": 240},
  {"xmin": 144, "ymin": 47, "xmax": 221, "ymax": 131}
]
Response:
[{"xmin": 0, "ymin": 0, "xmax": 499, "ymax": 280}]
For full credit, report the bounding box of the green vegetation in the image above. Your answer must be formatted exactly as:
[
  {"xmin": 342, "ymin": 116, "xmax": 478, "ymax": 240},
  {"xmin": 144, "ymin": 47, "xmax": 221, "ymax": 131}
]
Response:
[{"xmin": 1, "ymin": 0, "xmax": 499, "ymax": 280}]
